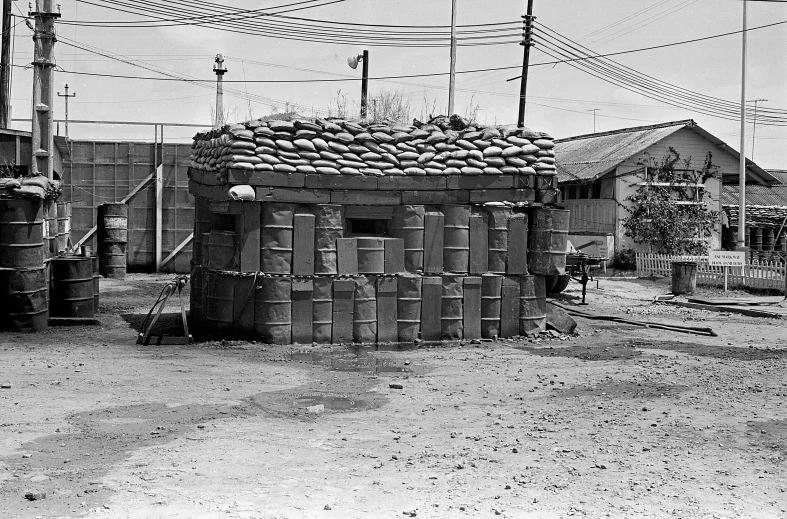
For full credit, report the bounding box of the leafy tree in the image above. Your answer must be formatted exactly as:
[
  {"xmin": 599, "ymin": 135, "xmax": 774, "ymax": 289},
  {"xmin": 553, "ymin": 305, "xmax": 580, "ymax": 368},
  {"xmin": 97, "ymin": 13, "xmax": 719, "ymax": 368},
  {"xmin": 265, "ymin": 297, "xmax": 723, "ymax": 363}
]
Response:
[{"xmin": 622, "ymin": 148, "xmax": 720, "ymax": 255}]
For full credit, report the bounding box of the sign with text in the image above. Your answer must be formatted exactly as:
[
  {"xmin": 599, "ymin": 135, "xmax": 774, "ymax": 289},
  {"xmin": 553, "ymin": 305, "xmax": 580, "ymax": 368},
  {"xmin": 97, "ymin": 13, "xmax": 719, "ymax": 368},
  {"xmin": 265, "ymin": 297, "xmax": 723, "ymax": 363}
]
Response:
[{"xmin": 709, "ymin": 250, "xmax": 746, "ymax": 267}]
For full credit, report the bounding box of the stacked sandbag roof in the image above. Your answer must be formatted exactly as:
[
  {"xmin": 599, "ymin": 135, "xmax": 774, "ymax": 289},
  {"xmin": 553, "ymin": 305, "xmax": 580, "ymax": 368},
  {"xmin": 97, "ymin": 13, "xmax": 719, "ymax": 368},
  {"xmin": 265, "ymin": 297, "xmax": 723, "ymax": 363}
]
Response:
[{"xmin": 190, "ymin": 115, "xmax": 557, "ymax": 184}]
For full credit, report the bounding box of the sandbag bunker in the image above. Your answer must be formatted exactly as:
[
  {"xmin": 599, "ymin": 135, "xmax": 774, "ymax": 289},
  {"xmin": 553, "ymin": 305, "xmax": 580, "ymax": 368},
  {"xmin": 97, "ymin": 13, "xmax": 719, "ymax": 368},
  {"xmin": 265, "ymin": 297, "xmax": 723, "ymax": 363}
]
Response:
[{"xmin": 188, "ymin": 116, "xmax": 569, "ymax": 345}]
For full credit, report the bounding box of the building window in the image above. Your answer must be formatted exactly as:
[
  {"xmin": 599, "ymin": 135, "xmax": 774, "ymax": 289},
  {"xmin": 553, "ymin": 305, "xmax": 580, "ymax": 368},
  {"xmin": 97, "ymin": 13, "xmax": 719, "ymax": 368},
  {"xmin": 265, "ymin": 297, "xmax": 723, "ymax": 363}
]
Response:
[{"xmin": 347, "ymin": 218, "xmax": 390, "ymax": 237}]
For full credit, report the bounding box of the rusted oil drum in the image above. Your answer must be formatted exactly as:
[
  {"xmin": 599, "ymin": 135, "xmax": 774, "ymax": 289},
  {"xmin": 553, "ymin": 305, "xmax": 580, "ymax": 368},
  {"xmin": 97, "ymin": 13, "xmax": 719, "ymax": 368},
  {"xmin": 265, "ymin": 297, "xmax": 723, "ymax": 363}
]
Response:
[
  {"xmin": 56, "ymin": 201, "xmax": 72, "ymax": 253},
  {"xmin": 481, "ymin": 274, "xmax": 503, "ymax": 339},
  {"xmin": 208, "ymin": 230, "xmax": 238, "ymax": 271},
  {"xmin": 205, "ymin": 271, "xmax": 235, "ymax": 329},
  {"xmin": 528, "ymin": 208, "xmax": 570, "ymax": 276},
  {"xmin": 0, "ymin": 267, "xmax": 49, "ymax": 332},
  {"xmin": 255, "ymin": 276, "xmax": 292, "ymax": 345},
  {"xmin": 390, "ymin": 205, "xmax": 426, "ymax": 272},
  {"xmin": 91, "ymin": 255, "xmax": 100, "ymax": 314},
  {"xmin": 312, "ymin": 277, "xmax": 333, "ymax": 344},
  {"xmin": 519, "ymin": 274, "xmax": 546, "ymax": 335},
  {"xmin": 262, "ymin": 203, "xmax": 296, "ymax": 274},
  {"xmin": 486, "ymin": 207, "xmax": 511, "ymax": 274},
  {"xmin": 671, "ymin": 261, "xmax": 698, "ymax": 295},
  {"xmin": 98, "ymin": 203, "xmax": 127, "ymax": 279},
  {"xmin": 442, "ymin": 205, "xmax": 470, "ymax": 273},
  {"xmin": 193, "ymin": 197, "xmax": 211, "ymax": 266},
  {"xmin": 441, "ymin": 275, "xmax": 464, "ymax": 340},
  {"xmin": 0, "ymin": 198, "xmax": 44, "ymax": 269},
  {"xmin": 51, "ymin": 256, "xmax": 95, "ymax": 318},
  {"xmin": 353, "ymin": 276, "xmax": 377, "ymax": 343},
  {"xmin": 357, "ymin": 237, "xmax": 385, "ymax": 274},
  {"xmin": 313, "ymin": 204, "xmax": 344, "ymax": 274},
  {"xmin": 397, "ymin": 274, "xmax": 422, "ymax": 342}
]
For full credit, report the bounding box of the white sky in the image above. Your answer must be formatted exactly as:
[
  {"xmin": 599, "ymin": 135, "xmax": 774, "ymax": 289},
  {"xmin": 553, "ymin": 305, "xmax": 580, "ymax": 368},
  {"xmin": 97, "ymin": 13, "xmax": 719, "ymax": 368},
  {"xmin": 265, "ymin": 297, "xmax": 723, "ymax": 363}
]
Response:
[{"xmin": 7, "ymin": 0, "xmax": 787, "ymax": 170}]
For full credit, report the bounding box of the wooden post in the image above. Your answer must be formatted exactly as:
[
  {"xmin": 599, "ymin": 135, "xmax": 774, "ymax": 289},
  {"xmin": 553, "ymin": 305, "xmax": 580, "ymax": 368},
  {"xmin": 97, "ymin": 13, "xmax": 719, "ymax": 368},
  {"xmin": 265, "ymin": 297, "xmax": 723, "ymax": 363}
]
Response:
[
  {"xmin": 238, "ymin": 202, "xmax": 260, "ymax": 272},
  {"xmin": 469, "ymin": 213, "xmax": 488, "ymax": 274},
  {"xmin": 421, "ymin": 277, "xmax": 442, "ymax": 341},
  {"xmin": 337, "ymin": 238, "xmax": 358, "ymax": 275},
  {"xmin": 293, "ymin": 213, "xmax": 316, "ymax": 275},
  {"xmin": 424, "ymin": 212, "xmax": 444, "ymax": 274},
  {"xmin": 332, "ymin": 279, "xmax": 355, "ymax": 344},
  {"xmin": 507, "ymin": 214, "xmax": 528, "ymax": 275},
  {"xmin": 155, "ymin": 125, "xmax": 163, "ymax": 272},
  {"xmin": 501, "ymin": 277, "xmax": 520, "ymax": 338},
  {"xmin": 376, "ymin": 277, "xmax": 398, "ymax": 343},
  {"xmin": 463, "ymin": 277, "xmax": 482, "ymax": 340},
  {"xmin": 384, "ymin": 238, "xmax": 405, "ymax": 274},
  {"xmin": 291, "ymin": 279, "xmax": 314, "ymax": 344},
  {"xmin": 724, "ymin": 266, "xmax": 728, "ymax": 292}
]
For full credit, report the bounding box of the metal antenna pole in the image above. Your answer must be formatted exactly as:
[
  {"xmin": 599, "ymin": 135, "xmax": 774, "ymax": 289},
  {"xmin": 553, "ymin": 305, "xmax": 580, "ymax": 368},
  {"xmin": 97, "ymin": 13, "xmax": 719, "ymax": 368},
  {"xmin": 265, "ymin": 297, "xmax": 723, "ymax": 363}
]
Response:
[
  {"xmin": 30, "ymin": 0, "xmax": 60, "ymax": 180},
  {"xmin": 57, "ymin": 84, "xmax": 76, "ymax": 139},
  {"xmin": 588, "ymin": 109, "xmax": 600, "ymax": 133},
  {"xmin": 736, "ymin": 0, "xmax": 748, "ymax": 251},
  {"xmin": 213, "ymin": 54, "xmax": 227, "ymax": 128},
  {"xmin": 748, "ymin": 98, "xmax": 767, "ymax": 161},
  {"xmin": 516, "ymin": 0, "xmax": 535, "ymax": 128},
  {"xmin": 447, "ymin": 0, "xmax": 457, "ymax": 116},
  {"xmin": 0, "ymin": 0, "xmax": 12, "ymax": 128}
]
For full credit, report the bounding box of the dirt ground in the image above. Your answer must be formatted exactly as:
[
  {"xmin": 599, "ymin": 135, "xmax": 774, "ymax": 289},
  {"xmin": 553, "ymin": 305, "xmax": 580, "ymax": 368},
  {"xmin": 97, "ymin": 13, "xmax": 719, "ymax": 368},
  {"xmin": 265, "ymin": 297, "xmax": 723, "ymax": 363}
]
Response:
[{"xmin": 1, "ymin": 273, "xmax": 786, "ymax": 519}]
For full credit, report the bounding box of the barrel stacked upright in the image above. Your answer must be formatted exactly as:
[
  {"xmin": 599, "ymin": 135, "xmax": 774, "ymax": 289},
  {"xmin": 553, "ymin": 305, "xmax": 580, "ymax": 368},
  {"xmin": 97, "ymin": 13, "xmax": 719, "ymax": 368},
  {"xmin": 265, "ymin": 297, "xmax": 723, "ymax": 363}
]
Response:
[{"xmin": 188, "ymin": 115, "xmax": 569, "ymax": 344}]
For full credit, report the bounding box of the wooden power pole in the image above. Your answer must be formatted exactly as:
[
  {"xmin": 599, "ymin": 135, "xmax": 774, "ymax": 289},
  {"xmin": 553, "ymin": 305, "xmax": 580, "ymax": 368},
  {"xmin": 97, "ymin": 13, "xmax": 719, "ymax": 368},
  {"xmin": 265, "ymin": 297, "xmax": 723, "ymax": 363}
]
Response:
[
  {"xmin": 30, "ymin": 0, "xmax": 60, "ymax": 180},
  {"xmin": 57, "ymin": 84, "xmax": 76, "ymax": 138},
  {"xmin": 447, "ymin": 0, "xmax": 457, "ymax": 116},
  {"xmin": 516, "ymin": 0, "xmax": 535, "ymax": 128},
  {"xmin": 0, "ymin": 0, "xmax": 13, "ymax": 128}
]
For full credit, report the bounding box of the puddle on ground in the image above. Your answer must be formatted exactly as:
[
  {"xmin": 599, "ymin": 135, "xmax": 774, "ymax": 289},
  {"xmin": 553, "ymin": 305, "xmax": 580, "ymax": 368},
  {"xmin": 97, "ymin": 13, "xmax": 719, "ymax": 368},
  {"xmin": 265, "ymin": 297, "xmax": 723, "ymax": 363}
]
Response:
[
  {"xmin": 246, "ymin": 387, "xmax": 387, "ymax": 416},
  {"xmin": 558, "ymin": 380, "xmax": 689, "ymax": 399},
  {"xmin": 290, "ymin": 349, "xmax": 429, "ymax": 375},
  {"xmin": 516, "ymin": 343, "xmax": 642, "ymax": 361},
  {"xmin": 631, "ymin": 340, "xmax": 787, "ymax": 361}
]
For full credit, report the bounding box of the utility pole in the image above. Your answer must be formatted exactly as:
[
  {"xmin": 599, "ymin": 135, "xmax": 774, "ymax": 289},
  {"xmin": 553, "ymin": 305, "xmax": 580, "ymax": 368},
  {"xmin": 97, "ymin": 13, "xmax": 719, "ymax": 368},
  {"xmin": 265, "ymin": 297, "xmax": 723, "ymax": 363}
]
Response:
[
  {"xmin": 516, "ymin": 0, "xmax": 535, "ymax": 128},
  {"xmin": 588, "ymin": 109, "xmax": 600, "ymax": 133},
  {"xmin": 748, "ymin": 98, "xmax": 767, "ymax": 161},
  {"xmin": 360, "ymin": 49, "xmax": 369, "ymax": 119},
  {"xmin": 736, "ymin": 0, "xmax": 748, "ymax": 251},
  {"xmin": 0, "ymin": 0, "xmax": 12, "ymax": 128},
  {"xmin": 57, "ymin": 84, "xmax": 76, "ymax": 139},
  {"xmin": 30, "ymin": 0, "xmax": 60, "ymax": 181},
  {"xmin": 447, "ymin": 0, "xmax": 457, "ymax": 116},
  {"xmin": 213, "ymin": 53, "xmax": 227, "ymax": 128}
]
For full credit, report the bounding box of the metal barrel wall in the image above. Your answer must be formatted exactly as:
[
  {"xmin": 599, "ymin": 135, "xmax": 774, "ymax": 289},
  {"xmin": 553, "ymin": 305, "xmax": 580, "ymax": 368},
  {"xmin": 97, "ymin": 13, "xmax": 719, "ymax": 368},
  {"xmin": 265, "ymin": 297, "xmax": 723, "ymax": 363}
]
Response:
[
  {"xmin": 261, "ymin": 203, "xmax": 296, "ymax": 274},
  {"xmin": 353, "ymin": 276, "xmax": 377, "ymax": 343},
  {"xmin": 481, "ymin": 274, "xmax": 503, "ymax": 339},
  {"xmin": 98, "ymin": 203, "xmax": 128, "ymax": 279},
  {"xmin": 193, "ymin": 197, "xmax": 211, "ymax": 266},
  {"xmin": 189, "ymin": 262, "xmax": 204, "ymax": 331},
  {"xmin": 0, "ymin": 198, "xmax": 44, "ymax": 269},
  {"xmin": 50, "ymin": 256, "xmax": 95, "ymax": 318},
  {"xmin": 397, "ymin": 274, "xmax": 422, "ymax": 342},
  {"xmin": 313, "ymin": 204, "xmax": 344, "ymax": 274},
  {"xmin": 205, "ymin": 271, "xmax": 236, "ymax": 331},
  {"xmin": 528, "ymin": 208, "xmax": 570, "ymax": 276},
  {"xmin": 442, "ymin": 205, "xmax": 470, "ymax": 273},
  {"xmin": 56, "ymin": 201, "xmax": 72, "ymax": 253},
  {"xmin": 254, "ymin": 276, "xmax": 292, "ymax": 345},
  {"xmin": 208, "ymin": 230, "xmax": 238, "ymax": 271},
  {"xmin": 312, "ymin": 277, "xmax": 333, "ymax": 344},
  {"xmin": 441, "ymin": 275, "xmax": 464, "ymax": 339},
  {"xmin": 519, "ymin": 274, "xmax": 547, "ymax": 335},
  {"xmin": 0, "ymin": 267, "xmax": 49, "ymax": 332},
  {"xmin": 486, "ymin": 207, "xmax": 511, "ymax": 274},
  {"xmin": 390, "ymin": 205, "xmax": 426, "ymax": 272},
  {"xmin": 91, "ymin": 255, "xmax": 100, "ymax": 314},
  {"xmin": 357, "ymin": 238, "xmax": 385, "ymax": 274}
]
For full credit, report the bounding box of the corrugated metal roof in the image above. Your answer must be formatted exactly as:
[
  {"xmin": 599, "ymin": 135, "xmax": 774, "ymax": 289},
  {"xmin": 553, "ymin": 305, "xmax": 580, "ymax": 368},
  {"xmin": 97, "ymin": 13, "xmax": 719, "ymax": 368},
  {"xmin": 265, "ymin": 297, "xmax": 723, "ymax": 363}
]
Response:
[
  {"xmin": 724, "ymin": 204, "xmax": 787, "ymax": 228},
  {"xmin": 554, "ymin": 120, "xmax": 778, "ymax": 186},
  {"xmin": 554, "ymin": 120, "xmax": 690, "ymax": 182},
  {"xmin": 723, "ymin": 170, "xmax": 787, "ymax": 206}
]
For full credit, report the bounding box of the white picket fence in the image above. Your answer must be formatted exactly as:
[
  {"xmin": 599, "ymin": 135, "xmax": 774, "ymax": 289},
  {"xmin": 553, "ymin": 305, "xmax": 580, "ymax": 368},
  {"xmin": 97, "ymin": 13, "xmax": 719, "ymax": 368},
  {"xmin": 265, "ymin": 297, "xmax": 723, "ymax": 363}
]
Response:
[{"xmin": 636, "ymin": 253, "xmax": 786, "ymax": 290}]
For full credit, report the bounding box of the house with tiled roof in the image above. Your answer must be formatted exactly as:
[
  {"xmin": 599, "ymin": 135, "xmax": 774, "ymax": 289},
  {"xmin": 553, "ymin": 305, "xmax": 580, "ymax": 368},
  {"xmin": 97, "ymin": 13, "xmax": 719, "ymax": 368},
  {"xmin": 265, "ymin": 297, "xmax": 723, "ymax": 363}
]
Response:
[
  {"xmin": 554, "ymin": 120, "xmax": 779, "ymax": 258},
  {"xmin": 722, "ymin": 170, "xmax": 787, "ymax": 260}
]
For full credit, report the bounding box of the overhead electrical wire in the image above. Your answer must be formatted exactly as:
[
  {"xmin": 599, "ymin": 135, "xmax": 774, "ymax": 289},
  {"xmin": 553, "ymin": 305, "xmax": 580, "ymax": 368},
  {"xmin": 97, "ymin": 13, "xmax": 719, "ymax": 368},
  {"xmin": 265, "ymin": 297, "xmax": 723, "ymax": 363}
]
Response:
[{"xmin": 57, "ymin": 0, "xmax": 522, "ymax": 47}]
